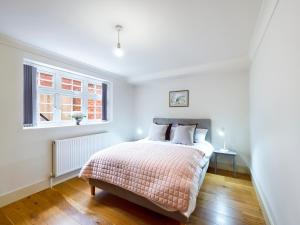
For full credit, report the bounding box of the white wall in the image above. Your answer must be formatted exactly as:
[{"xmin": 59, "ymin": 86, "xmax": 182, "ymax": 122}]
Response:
[
  {"xmin": 133, "ymin": 72, "xmax": 250, "ymax": 172},
  {"xmin": 0, "ymin": 37, "xmax": 134, "ymax": 204},
  {"xmin": 250, "ymin": 0, "xmax": 300, "ymax": 224}
]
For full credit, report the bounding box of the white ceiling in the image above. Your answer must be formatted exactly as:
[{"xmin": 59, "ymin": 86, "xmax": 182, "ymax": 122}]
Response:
[{"xmin": 0, "ymin": 0, "xmax": 261, "ymax": 79}]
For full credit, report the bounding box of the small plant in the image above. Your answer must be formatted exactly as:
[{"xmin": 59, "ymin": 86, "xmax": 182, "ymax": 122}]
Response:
[{"xmin": 72, "ymin": 112, "xmax": 86, "ymax": 125}]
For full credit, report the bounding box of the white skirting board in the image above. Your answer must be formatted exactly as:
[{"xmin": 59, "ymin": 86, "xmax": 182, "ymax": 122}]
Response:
[
  {"xmin": 1, "ymin": 132, "xmax": 119, "ymax": 207},
  {"xmin": 251, "ymin": 171, "xmax": 277, "ymax": 225},
  {"xmin": 0, "ymin": 179, "xmax": 49, "ymax": 207},
  {"xmin": 209, "ymin": 161, "xmax": 250, "ymax": 174},
  {"xmin": 0, "ymin": 170, "xmax": 80, "ymax": 207}
]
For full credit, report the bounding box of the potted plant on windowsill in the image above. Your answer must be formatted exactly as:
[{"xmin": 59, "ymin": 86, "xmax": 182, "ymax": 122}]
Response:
[{"xmin": 72, "ymin": 113, "xmax": 86, "ymax": 125}]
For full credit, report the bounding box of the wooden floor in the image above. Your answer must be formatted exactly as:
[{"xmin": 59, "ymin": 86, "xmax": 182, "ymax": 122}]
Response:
[{"xmin": 0, "ymin": 170, "xmax": 265, "ymax": 225}]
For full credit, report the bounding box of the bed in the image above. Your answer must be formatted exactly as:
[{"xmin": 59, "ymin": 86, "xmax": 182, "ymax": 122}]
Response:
[{"xmin": 79, "ymin": 118, "xmax": 212, "ymax": 223}]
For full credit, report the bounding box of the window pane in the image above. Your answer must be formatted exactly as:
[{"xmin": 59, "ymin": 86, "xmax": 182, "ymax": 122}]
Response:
[
  {"xmin": 96, "ymin": 85, "xmax": 102, "ymax": 95},
  {"xmin": 61, "ymin": 96, "xmax": 72, "ymax": 104},
  {"xmin": 40, "ymin": 73, "xmax": 52, "ymax": 81},
  {"xmin": 88, "ymin": 113, "xmax": 94, "ymax": 120},
  {"xmin": 88, "ymin": 107, "xmax": 94, "ymax": 113},
  {"xmin": 60, "ymin": 96, "xmax": 82, "ymax": 120},
  {"xmin": 88, "ymin": 84, "xmax": 95, "ymax": 94},
  {"xmin": 73, "ymin": 80, "xmax": 82, "ymax": 92},
  {"xmin": 40, "ymin": 113, "xmax": 53, "ymax": 121},
  {"xmin": 96, "ymin": 107, "xmax": 101, "ymax": 113},
  {"xmin": 40, "ymin": 80, "xmax": 52, "ymax": 87},
  {"xmin": 61, "ymin": 77, "xmax": 82, "ymax": 92},
  {"xmin": 96, "ymin": 100, "xmax": 101, "ymax": 107},
  {"xmin": 95, "ymin": 113, "xmax": 101, "ymax": 119},
  {"xmin": 73, "ymin": 98, "xmax": 81, "ymax": 105},
  {"xmin": 61, "ymin": 113, "xmax": 72, "ymax": 120},
  {"xmin": 73, "ymin": 85, "xmax": 81, "ymax": 91},
  {"xmin": 88, "ymin": 83, "xmax": 102, "ymax": 96},
  {"xmin": 88, "ymin": 98, "xmax": 102, "ymax": 120},
  {"xmin": 40, "ymin": 94, "xmax": 53, "ymax": 103},
  {"xmin": 88, "ymin": 99, "xmax": 94, "ymax": 120},
  {"xmin": 39, "ymin": 94, "xmax": 53, "ymax": 105},
  {"xmin": 39, "ymin": 94, "xmax": 54, "ymax": 122},
  {"xmin": 61, "ymin": 96, "xmax": 72, "ymax": 120},
  {"xmin": 40, "ymin": 104, "xmax": 52, "ymax": 112},
  {"xmin": 61, "ymin": 77, "xmax": 72, "ymax": 91},
  {"xmin": 96, "ymin": 101, "xmax": 102, "ymax": 119},
  {"xmin": 88, "ymin": 99, "xmax": 94, "ymax": 107},
  {"xmin": 73, "ymin": 98, "xmax": 81, "ymax": 112},
  {"xmin": 61, "ymin": 105, "xmax": 72, "ymax": 111},
  {"xmin": 62, "ymin": 77, "xmax": 72, "ymax": 84},
  {"xmin": 73, "ymin": 80, "xmax": 81, "ymax": 86},
  {"xmin": 73, "ymin": 105, "xmax": 81, "ymax": 112},
  {"xmin": 62, "ymin": 84, "xmax": 72, "ymax": 90},
  {"xmin": 39, "ymin": 73, "xmax": 53, "ymax": 88}
]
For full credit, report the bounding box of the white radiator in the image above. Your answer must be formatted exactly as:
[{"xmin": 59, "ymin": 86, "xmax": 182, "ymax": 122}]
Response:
[{"xmin": 52, "ymin": 132, "xmax": 111, "ymax": 177}]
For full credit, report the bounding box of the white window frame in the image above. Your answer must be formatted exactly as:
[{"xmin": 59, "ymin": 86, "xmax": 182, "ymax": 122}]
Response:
[{"xmin": 24, "ymin": 60, "xmax": 112, "ymax": 128}]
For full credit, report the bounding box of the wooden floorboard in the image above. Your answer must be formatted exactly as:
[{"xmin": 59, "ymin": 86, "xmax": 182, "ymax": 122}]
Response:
[{"xmin": 0, "ymin": 171, "xmax": 265, "ymax": 225}]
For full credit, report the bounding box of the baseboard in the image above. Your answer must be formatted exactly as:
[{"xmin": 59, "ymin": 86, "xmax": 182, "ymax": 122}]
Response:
[
  {"xmin": 0, "ymin": 170, "xmax": 80, "ymax": 207},
  {"xmin": 251, "ymin": 170, "xmax": 277, "ymax": 225},
  {"xmin": 51, "ymin": 169, "xmax": 81, "ymax": 187},
  {"xmin": 0, "ymin": 179, "xmax": 49, "ymax": 207},
  {"xmin": 209, "ymin": 161, "xmax": 250, "ymax": 174}
]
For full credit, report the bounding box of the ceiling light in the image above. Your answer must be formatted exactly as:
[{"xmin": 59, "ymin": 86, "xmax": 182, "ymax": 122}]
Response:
[{"xmin": 114, "ymin": 25, "xmax": 124, "ymax": 57}]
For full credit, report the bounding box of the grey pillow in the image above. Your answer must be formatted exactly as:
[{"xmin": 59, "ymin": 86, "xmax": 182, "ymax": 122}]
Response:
[
  {"xmin": 172, "ymin": 125, "xmax": 196, "ymax": 145},
  {"xmin": 148, "ymin": 123, "xmax": 168, "ymax": 141},
  {"xmin": 169, "ymin": 124, "xmax": 178, "ymax": 141}
]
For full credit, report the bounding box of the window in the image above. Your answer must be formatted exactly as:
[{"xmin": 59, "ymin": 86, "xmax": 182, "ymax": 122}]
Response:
[
  {"xmin": 39, "ymin": 94, "xmax": 54, "ymax": 121},
  {"xmin": 87, "ymin": 82, "xmax": 102, "ymax": 120},
  {"xmin": 38, "ymin": 73, "xmax": 54, "ymax": 88},
  {"xmin": 23, "ymin": 62, "xmax": 110, "ymax": 128},
  {"xmin": 61, "ymin": 77, "xmax": 82, "ymax": 92},
  {"xmin": 60, "ymin": 96, "xmax": 82, "ymax": 121}
]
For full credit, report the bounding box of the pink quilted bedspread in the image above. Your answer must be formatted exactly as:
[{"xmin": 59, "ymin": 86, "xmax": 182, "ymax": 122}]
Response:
[{"xmin": 79, "ymin": 141, "xmax": 205, "ymax": 213}]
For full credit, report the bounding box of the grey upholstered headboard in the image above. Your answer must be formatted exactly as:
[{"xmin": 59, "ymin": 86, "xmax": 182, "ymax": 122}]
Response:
[{"xmin": 153, "ymin": 118, "xmax": 212, "ymax": 142}]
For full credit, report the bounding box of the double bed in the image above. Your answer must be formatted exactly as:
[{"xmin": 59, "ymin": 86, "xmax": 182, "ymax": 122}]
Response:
[{"xmin": 79, "ymin": 118, "xmax": 213, "ymax": 223}]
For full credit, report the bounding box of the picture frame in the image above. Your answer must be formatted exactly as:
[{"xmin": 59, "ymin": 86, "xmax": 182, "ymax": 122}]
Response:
[{"xmin": 169, "ymin": 90, "xmax": 189, "ymax": 107}]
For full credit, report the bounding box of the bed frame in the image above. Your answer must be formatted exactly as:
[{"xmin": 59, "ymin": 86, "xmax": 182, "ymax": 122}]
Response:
[{"xmin": 89, "ymin": 118, "xmax": 212, "ymax": 223}]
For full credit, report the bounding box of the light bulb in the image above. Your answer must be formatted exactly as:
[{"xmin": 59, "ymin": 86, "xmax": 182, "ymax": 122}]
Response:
[
  {"xmin": 114, "ymin": 47, "xmax": 124, "ymax": 57},
  {"xmin": 114, "ymin": 25, "xmax": 124, "ymax": 57},
  {"xmin": 218, "ymin": 128, "xmax": 225, "ymax": 137},
  {"xmin": 137, "ymin": 128, "xmax": 143, "ymax": 135}
]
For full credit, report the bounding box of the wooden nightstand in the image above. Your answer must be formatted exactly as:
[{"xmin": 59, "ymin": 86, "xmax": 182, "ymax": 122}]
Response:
[{"xmin": 213, "ymin": 149, "xmax": 237, "ymax": 176}]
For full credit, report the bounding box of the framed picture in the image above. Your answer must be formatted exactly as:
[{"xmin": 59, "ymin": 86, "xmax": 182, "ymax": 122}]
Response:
[{"xmin": 169, "ymin": 90, "xmax": 189, "ymax": 107}]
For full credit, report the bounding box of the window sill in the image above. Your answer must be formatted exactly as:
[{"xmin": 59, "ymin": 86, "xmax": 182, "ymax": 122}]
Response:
[{"xmin": 23, "ymin": 121, "xmax": 111, "ymax": 130}]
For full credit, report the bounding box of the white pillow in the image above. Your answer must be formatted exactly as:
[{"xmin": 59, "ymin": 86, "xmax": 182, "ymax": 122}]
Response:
[
  {"xmin": 148, "ymin": 123, "xmax": 168, "ymax": 141},
  {"xmin": 194, "ymin": 128, "xmax": 208, "ymax": 143},
  {"xmin": 169, "ymin": 125, "xmax": 178, "ymax": 141},
  {"xmin": 172, "ymin": 125, "xmax": 196, "ymax": 145}
]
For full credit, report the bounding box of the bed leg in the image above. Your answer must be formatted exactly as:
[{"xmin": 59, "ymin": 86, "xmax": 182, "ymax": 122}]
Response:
[{"xmin": 90, "ymin": 185, "xmax": 95, "ymax": 196}]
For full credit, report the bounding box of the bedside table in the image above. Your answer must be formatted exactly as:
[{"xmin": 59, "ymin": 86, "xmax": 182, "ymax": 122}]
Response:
[{"xmin": 213, "ymin": 149, "xmax": 237, "ymax": 176}]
